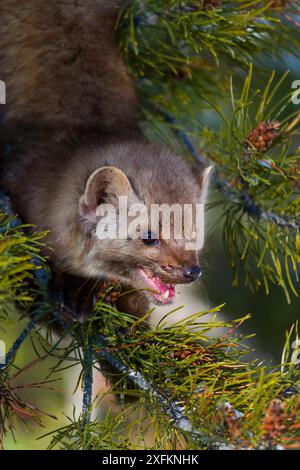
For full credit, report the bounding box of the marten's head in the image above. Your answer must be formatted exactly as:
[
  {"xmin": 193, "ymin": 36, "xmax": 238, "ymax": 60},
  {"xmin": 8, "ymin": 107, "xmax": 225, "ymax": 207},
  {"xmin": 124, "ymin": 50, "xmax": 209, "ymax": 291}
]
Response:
[{"xmin": 78, "ymin": 141, "xmax": 213, "ymax": 306}]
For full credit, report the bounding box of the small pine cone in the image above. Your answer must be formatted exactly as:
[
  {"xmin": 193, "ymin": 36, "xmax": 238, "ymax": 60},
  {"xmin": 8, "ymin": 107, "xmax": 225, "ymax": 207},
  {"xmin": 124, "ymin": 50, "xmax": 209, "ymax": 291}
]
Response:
[
  {"xmin": 246, "ymin": 121, "xmax": 280, "ymax": 151},
  {"xmin": 262, "ymin": 399, "xmax": 287, "ymax": 444},
  {"xmin": 0, "ymin": 384, "xmax": 11, "ymax": 403},
  {"xmin": 173, "ymin": 350, "xmax": 190, "ymax": 360},
  {"xmin": 171, "ymin": 67, "xmax": 191, "ymax": 81},
  {"xmin": 202, "ymin": 0, "xmax": 222, "ymax": 9},
  {"xmin": 106, "ymin": 290, "xmax": 121, "ymax": 304},
  {"xmin": 96, "ymin": 279, "xmax": 122, "ymax": 304},
  {"xmin": 172, "ymin": 345, "xmax": 213, "ymax": 365},
  {"xmin": 270, "ymin": 0, "xmax": 292, "ymax": 9}
]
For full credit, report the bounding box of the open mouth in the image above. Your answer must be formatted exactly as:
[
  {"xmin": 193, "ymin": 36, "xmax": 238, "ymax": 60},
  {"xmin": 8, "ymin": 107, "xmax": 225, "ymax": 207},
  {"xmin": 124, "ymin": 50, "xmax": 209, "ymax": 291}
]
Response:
[{"xmin": 139, "ymin": 269, "xmax": 175, "ymax": 304}]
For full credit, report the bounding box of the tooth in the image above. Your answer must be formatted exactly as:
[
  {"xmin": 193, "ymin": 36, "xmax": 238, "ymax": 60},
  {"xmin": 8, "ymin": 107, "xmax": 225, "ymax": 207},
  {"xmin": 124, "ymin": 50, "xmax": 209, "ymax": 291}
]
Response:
[{"xmin": 161, "ymin": 290, "xmax": 169, "ymax": 300}]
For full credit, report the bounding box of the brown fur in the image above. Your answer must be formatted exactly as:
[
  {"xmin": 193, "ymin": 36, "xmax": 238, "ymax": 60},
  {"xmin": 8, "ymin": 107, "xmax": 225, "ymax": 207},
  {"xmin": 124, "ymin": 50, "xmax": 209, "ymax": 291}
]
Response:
[
  {"xmin": 0, "ymin": 0, "xmax": 137, "ymax": 132},
  {"xmin": 0, "ymin": 0, "xmax": 210, "ymax": 315}
]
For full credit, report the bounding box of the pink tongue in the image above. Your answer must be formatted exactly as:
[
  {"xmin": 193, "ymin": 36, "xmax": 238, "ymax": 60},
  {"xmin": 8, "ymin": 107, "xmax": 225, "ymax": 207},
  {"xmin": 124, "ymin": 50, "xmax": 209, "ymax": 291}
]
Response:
[
  {"xmin": 139, "ymin": 269, "xmax": 175, "ymax": 303},
  {"xmin": 154, "ymin": 277, "xmax": 175, "ymax": 298},
  {"xmin": 155, "ymin": 277, "xmax": 169, "ymax": 293},
  {"xmin": 154, "ymin": 285, "xmax": 175, "ymax": 304}
]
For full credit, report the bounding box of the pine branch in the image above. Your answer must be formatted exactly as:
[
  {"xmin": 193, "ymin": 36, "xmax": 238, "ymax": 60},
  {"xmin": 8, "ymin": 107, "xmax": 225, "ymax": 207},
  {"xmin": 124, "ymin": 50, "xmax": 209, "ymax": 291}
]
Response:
[
  {"xmin": 81, "ymin": 343, "xmax": 93, "ymax": 428},
  {"xmin": 0, "ymin": 319, "xmax": 37, "ymax": 370},
  {"xmin": 119, "ymin": 0, "xmax": 293, "ymax": 78},
  {"xmin": 46, "ymin": 308, "xmax": 299, "ymax": 450},
  {"xmin": 0, "ymin": 191, "xmax": 47, "ymax": 315},
  {"xmin": 0, "ymin": 230, "xmax": 299, "ymax": 449},
  {"xmin": 163, "ymin": 110, "xmax": 300, "ymax": 230}
]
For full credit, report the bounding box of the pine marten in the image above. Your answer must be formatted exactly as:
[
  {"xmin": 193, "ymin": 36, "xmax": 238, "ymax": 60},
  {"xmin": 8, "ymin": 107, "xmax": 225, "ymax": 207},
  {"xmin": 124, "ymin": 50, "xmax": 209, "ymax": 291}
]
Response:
[{"xmin": 0, "ymin": 0, "xmax": 212, "ymax": 317}]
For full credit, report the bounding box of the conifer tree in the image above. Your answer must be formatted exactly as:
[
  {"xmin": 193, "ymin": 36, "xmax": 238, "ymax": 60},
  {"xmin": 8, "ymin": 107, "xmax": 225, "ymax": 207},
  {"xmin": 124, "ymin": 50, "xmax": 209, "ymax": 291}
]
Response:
[{"xmin": 0, "ymin": 0, "xmax": 300, "ymax": 450}]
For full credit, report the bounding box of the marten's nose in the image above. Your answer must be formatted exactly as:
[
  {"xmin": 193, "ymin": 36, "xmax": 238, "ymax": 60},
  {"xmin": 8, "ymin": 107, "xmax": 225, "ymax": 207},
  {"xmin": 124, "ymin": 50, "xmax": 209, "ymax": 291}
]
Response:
[{"xmin": 183, "ymin": 265, "xmax": 202, "ymax": 282}]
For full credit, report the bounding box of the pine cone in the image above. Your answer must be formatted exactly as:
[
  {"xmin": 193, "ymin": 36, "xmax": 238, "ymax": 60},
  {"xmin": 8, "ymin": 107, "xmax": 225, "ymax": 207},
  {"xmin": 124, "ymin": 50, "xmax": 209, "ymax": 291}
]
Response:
[
  {"xmin": 202, "ymin": 0, "xmax": 222, "ymax": 9},
  {"xmin": 246, "ymin": 121, "xmax": 280, "ymax": 151},
  {"xmin": 171, "ymin": 67, "xmax": 191, "ymax": 81},
  {"xmin": 262, "ymin": 399, "xmax": 287, "ymax": 444},
  {"xmin": 0, "ymin": 384, "xmax": 11, "ymax": 403},
  {"xmin": 96, "ymin": 279, "xmax": 122, "ymax": 304},
  {"xmin": 270, "ymin": 0, "xmax": 293, "ymax": 9},
  {"xmin": 172, "ymin": 345, "xmax": 213, "ymax": 366}
]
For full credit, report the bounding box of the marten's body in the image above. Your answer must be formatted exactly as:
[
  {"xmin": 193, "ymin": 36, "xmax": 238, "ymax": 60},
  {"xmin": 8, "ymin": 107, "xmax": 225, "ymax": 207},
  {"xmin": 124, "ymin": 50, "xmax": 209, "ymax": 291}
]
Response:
[
  {"xmin": 0, "ymin": 0, "xmax": 211, "ymax": 315},
  {"xmin": 0, "ymin": 1, "xmax": 137, "ymax": 131}
]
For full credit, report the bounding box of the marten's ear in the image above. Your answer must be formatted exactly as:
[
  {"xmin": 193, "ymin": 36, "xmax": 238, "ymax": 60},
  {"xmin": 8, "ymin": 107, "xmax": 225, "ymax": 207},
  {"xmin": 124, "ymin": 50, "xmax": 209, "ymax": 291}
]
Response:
[
  {"xmin": 80, "ymin": 166, "xmax": 138, "ymax": 216},
  {"xmin": 196, "ymin": 165, "xmax": 214, "ymax": 204}
]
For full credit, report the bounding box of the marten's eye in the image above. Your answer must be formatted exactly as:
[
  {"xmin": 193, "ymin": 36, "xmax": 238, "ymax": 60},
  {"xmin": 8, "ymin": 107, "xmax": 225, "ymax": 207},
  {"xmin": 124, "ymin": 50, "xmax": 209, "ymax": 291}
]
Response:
[{"xmin": 142, "ymin": 231, "xmax": 160, "ymax": 246}]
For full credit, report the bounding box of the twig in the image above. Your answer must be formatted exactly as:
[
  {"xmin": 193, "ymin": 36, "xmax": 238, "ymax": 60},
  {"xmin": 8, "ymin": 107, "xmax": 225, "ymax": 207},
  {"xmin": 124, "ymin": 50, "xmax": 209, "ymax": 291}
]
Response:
[
  {"xmin": 284, "ymin": 13, "xmax": 300, "ymax": 28},
  {"xmin": 81, "ymin": 343, "xmax": 94, "ymax": 428},
  {"xmin": 0, "ymin": 311, "xmax": 45, "ymax": 370},
  {"xmin": 162, "ymin": 113, "xmax": 207, "ymax": 166},
  {"xmin": 93, "ymin": 334, "xmax": 230, "ymax": 448}
]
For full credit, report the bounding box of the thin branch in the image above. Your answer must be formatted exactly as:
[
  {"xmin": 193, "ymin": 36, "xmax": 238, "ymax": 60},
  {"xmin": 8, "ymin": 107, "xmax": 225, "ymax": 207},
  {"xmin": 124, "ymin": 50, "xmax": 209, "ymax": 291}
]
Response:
[
  {"xmin": 81, "ymin": 343, "xmax": 93, "ymax": 428},
  {"xmin": 94, "ymin": 334, "xmax": 225, "ymax": 447},
  {"xmin": 0, "ymin": 312, "xmax": 45, "ymax": 370}
]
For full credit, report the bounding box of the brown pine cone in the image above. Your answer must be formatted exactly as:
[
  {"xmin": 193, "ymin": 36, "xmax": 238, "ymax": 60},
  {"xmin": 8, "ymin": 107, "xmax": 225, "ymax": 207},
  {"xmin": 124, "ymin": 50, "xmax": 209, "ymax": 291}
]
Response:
[
  {"xmin": 270, "ymin": 0, "xmax": 293, "ymax": 9},
  {"xmin": 96, "ymin": 279, "xmax": 122, "ymax": 305},
  {"xmin": 246, "ymin": 121, "xmax": 280, "ymax": 151},
  {"xmin": 172, "ymin": 345, "xmax": 213, "ymax": 365},
  {"xmin": 202, "ymin": 0, "xmax": 222, "ymax": 9},
  {"xmin": 262, "ymin": 399, "xmax": 287, "ymax": 444}
]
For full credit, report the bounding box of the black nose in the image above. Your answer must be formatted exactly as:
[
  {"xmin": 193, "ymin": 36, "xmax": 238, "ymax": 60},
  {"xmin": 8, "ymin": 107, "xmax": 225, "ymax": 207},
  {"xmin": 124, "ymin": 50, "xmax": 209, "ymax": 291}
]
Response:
[{"xmin": 183, "ymin": 265, "xmax": 202, "ymax": 282}]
